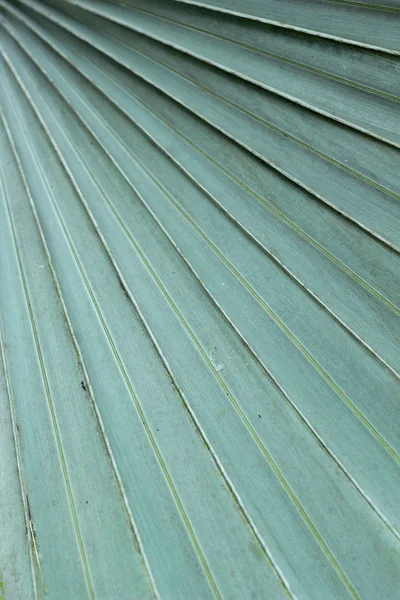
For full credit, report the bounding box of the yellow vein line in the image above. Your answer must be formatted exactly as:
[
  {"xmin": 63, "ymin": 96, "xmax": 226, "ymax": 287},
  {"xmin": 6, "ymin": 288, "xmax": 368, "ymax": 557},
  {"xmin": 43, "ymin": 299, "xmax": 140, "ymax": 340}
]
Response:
[
  {"xmin": 130, "ymin": 146, "xmax": 400, "ymax": 466},
  {"xmin": 5, "ymin": 27, "xmax": 400, "ymax": 543},
  {"xmin": 39, "ymin": 114, "xmax": 296, "ymax": 599},
  {"xmin": 0, "ymin": 335, "xmax": 41, "ymax": 598},
  {"xmin": 107, "ymin": 0, "xmax": 400, "ymax": 103},
  {"xmin": 83, "ymin": 55, "xmax": 400, "ymax": 317},
  {"xmin": 0, "ymin": 111, "xmax": 95, "ymax": 600},
  {"xmin": 0, "ymin": 102, "xmax": 160, "ymax": 600},
  {"xmin": 45, "ymin": 97, "xmax": 361, "ymax": 600},
  {"xmin": 48, "ymin": 0, "xmax": 400, "ymax": 128},
  {"xmin": 0, "ymin": 161, "xmax": 41, "ymax": 599},
  {"xmin": 6, "ymin": 14, "xmax": 399, "ymax": 388},
  {"xmin": 3, "ymin": 44, "xmax": 295, "ymax": 598},
  {"xmin": 36, "ymin": 47, "xmax": 399, "ymax": 469},
  {"xmin": 16, "ymin": 0, "xmax": 400, "ymax": 241},
  {"xmin": 8, "ymin": 14, "xmax": 400, "ymax": 584},
  {"xmin": 8, "ymin": 0, "xmax": 400, "ymax": 247},
  {"xmin": 1, "ymin": 59, "xmax": 222, "ymax": 600},
  {"xmin": 8, "ymin": 42, "xmax": 364, "ymax": 597},
  {"xmin": 100, "ymin": 24, "xmax": 400, "ymax": 205},
  {"xmin": 158, "ymin": 0, "xmax": 400, "ymax": 54},
  {"xmin": 172, "ymin": 0, "xmax": 400, "ymax": 14},
  {"xmin": 73, "ymin": 79, "xmax": 400, "ymax": 464}
]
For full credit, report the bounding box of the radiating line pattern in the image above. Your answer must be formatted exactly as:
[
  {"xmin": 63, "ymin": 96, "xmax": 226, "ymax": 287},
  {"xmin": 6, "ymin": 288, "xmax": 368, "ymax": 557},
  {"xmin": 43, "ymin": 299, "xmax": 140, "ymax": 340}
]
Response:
[{"xmin": 0, "ymin": 0, "xmax": 399, "ymax": 598}]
